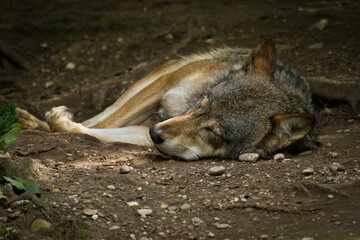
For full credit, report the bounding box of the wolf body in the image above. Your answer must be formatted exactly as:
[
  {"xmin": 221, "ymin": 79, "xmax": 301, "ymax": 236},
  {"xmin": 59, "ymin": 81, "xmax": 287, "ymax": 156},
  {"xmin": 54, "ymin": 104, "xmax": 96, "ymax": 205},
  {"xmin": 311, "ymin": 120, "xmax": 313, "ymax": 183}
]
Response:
[{"xmin": 16, "ymin": 40, "xmax": 317, "ymax": 160}]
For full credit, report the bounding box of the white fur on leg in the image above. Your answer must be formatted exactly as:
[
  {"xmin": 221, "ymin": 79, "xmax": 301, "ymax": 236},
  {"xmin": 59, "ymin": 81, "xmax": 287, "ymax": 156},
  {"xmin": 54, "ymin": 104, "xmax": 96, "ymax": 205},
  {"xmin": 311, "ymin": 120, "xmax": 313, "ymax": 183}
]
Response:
[
  {"xmin": 45, "ymin": 106, "xmax": 154, "ymax": 146},
  {"xmin": 45, "ymin": 106, "xmax": 83, "ymax": 133},
  {"xmin": 85, "ymin": 126, "xmax": 154, "ymax": 146}
]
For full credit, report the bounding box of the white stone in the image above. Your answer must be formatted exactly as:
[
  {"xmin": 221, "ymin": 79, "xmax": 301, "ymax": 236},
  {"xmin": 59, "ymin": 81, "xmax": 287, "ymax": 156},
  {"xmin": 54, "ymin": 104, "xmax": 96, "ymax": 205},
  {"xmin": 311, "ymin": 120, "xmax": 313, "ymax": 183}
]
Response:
[
  {"xmin": 127, "ymin": 201, "xmax": 139, "ymax": 207},
  {"xmin": 208, "ymin": 166, "xmax": 226, "ymax": 176},
  {"xmin": 274, "ymin": 153, "xmax": 285, "ymax": 161},
  {"xmin": 120, "ymin": 165, "xmax": 131, "ymax": 174},
  {"xmin": 107, "ymin": 185, "xmax": 116, "ymax": 190},
  {"xmin": 216, "ymin": 223, "xmax": 229, "ymax": 229},
  {"xmin": 109, "ymin": 225, "xmax": 120, "ymax": 231},
  {"xmin": 180, "ymin": 203, "xmax": 191, "ymax": 210},
  {"xmin": 91, "ymin": 214, "xmax": 98, "ymax": 221},
  {"xmin": 191, "ymin": 217, "xmax": 202, "ymax": 226},
  {"xmin": 137, "ymin": 208, "xmax": 153, "ymax": 218},
  {"xmin": 302, "ymin": 168, "xmax": 314, "ymax": 175},
  {"xmin": 313, "ymin": 19, "xmax": 329, "ymax": 31},
  {"xmin": 238, "ymin": 153, "xmax": 259, "ymax": 162},
  {"xmin": 83, "ymin": 209, "xmax": 98, "ymax": 216},
  {"xmin": 65, "ymin": 62, "xmax": 76, "ymax": 70},
  {"xmin": 44, "ymin": 81, "xmax": 54, "ymax": 88}
]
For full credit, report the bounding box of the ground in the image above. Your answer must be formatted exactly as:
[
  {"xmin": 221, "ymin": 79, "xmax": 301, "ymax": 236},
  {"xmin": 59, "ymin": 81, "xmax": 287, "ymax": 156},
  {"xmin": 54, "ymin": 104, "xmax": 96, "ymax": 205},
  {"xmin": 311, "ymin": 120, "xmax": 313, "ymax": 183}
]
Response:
[{"xmin": 0, "ymin": 0, "xmax": 359, "ymax": 239}]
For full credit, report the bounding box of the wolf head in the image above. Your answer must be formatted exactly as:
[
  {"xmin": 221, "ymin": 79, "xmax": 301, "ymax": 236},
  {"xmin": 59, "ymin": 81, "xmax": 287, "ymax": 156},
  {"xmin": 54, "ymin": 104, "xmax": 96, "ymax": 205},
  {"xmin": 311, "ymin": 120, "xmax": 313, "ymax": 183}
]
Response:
[{"xmin": 150, "ymin": 40, "xmax": 316, "ymax": 160}]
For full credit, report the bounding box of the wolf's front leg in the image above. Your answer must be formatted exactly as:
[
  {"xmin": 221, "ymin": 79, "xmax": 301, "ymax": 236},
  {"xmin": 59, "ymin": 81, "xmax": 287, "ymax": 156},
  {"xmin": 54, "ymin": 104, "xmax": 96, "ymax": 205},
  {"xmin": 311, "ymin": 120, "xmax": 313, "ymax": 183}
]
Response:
[
  {"xmin": 15, "ymin": 108, "xmax": 51, "ymax": 132},
  {"xmin": 45, "ymin": 106, "xmax": 154, "ymax": 146}
]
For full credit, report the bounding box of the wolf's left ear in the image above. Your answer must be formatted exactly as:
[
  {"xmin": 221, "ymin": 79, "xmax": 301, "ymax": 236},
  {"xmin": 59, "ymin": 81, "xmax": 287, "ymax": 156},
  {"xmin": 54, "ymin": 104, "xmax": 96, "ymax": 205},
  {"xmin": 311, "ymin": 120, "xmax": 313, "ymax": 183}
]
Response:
[
  {"xmin": 243, "ymin": 39, "xmax": 276, "ymax": 80},
  {"xmin": 270, "ymin": 113, "xmax": 315, "ymax": 149}
]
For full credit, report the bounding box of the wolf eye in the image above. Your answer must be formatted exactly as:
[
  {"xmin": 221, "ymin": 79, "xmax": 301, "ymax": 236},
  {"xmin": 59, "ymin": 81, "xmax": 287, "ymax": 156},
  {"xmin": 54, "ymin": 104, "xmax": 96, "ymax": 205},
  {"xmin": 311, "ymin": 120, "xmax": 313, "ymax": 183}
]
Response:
[{"xmin": 204, "ymin": 127, "xmax": 221, "ymax": 137}]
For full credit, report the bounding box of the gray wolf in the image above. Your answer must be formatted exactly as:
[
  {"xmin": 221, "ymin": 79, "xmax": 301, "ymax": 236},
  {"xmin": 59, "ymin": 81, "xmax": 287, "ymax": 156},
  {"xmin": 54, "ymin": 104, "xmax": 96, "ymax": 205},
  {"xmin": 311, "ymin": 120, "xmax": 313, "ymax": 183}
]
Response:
[{"xmin": 16, "ymin": 39, "xmax": 318, "ymax": 160}]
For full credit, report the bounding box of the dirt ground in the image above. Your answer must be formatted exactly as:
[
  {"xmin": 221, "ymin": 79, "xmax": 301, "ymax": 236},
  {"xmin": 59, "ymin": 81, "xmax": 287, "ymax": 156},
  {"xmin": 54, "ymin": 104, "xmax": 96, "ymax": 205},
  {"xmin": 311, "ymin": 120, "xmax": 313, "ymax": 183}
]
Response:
[{"xmin": 0, "ymin": 0, "xmax": 360, "ymax": 239}]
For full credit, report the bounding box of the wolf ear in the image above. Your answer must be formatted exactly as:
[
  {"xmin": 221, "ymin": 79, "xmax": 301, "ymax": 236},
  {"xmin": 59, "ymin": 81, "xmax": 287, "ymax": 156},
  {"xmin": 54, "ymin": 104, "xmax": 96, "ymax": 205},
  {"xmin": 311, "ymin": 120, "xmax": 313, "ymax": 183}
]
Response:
[
  {"xmin": 243, "ymin": 39, "xmax": 276, "ymax": 80},
  {"xmin": 270, "ymin": 113, "xmax": 315, "ymax": 149}
]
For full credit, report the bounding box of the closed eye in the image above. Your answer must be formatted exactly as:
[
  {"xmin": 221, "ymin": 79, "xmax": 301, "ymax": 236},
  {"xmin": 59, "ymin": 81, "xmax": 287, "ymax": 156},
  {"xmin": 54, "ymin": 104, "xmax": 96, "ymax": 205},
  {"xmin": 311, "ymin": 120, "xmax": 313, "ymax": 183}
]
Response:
[{"xmin": 204, "ymin": 127, "xmax": 222, "ymax": 137}]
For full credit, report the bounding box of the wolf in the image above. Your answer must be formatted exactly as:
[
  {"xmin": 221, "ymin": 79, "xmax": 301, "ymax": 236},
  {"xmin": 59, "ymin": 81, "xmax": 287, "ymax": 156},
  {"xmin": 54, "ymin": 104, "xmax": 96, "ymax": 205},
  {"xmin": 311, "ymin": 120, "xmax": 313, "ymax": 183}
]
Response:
[{"xmin": 16, "ymin": 39, "xmax": 318, "ymax": 160}]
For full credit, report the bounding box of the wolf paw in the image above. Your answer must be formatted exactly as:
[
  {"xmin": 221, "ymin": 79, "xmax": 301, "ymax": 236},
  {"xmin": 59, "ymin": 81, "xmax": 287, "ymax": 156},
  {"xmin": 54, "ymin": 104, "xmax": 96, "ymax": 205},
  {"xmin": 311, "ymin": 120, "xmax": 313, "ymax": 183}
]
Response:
[
  {"xmin": 45, "ymin": 106, "xmax": 82, "ymax": 133},
  {"xmin": 15, "ymin": 108, "xmax": 50, "ymax": 132}
]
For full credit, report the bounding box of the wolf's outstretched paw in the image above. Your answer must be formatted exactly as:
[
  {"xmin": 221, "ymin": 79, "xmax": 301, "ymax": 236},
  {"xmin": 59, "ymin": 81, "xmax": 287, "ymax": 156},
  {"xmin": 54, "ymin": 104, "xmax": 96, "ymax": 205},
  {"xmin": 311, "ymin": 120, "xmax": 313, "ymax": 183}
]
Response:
[
  {"xmin": 45, "ymin": 106, "xmax": 82, "ymax": 133},
  {"xmin": 15, "ymin": 108, "xmax": 51, "ymax": 132}
]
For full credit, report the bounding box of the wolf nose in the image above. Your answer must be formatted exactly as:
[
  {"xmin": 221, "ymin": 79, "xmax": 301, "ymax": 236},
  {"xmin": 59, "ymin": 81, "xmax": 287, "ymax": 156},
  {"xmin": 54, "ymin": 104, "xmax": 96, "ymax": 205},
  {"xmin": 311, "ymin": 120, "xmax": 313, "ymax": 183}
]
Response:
[{"xmin": 149, "ymin": 126, "xmax": 164, "ymax": 144}]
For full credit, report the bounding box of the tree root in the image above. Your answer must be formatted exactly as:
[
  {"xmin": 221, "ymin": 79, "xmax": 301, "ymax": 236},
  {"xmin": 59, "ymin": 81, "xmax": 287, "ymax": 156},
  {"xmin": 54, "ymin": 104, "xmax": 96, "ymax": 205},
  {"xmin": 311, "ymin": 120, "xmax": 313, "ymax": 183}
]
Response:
[
  {"xmin": 226, "ymin": 202, "xmax": 319, "ymax": 214},
  {"xmin": 294, "ymin": 181, "xmax": 352, "ymax": 198},
  {"xmin": 7, "ymin": 191, "xmax": 59, "ymax": 221}
]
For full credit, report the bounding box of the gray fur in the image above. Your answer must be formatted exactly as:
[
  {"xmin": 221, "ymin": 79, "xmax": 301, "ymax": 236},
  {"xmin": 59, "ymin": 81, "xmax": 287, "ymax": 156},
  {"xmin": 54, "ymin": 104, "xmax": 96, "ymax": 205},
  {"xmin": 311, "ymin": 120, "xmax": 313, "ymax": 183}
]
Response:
[{"xmin": 157, "ymin": 46, "xmax": 318, "ymax": 159}]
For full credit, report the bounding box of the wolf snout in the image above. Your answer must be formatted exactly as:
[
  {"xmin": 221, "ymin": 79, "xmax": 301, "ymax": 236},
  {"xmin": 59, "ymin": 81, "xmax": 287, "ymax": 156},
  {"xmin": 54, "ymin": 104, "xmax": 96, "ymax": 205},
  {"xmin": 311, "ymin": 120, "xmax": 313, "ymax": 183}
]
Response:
[{"xmin": 149, "ymin": 126, "xmax": 164, "ymax": 144}]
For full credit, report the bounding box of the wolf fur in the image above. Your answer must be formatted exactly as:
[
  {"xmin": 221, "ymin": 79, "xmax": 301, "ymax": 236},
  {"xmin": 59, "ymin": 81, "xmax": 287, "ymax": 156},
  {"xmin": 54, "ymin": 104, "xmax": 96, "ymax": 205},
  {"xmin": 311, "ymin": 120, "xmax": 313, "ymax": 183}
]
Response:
[{"xmin": 16, "ymin": 39, "xmax": 318, "ymax": 160}]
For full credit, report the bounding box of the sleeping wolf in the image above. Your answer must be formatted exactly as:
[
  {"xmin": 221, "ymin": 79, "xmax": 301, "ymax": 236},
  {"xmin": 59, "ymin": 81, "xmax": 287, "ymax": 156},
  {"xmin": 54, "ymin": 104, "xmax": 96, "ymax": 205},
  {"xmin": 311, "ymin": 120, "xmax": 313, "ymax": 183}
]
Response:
[{"xmin": 16, "ymin": 39, "xmax": 318, "ymax": 160}]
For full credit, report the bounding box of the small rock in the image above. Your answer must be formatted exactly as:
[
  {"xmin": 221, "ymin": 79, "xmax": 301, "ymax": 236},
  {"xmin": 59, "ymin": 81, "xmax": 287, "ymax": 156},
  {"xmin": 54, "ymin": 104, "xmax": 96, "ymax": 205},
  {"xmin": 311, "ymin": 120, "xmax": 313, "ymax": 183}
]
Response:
[
  {"xmin": 274, "ymin": 153, "xmax": 285, "ymax": 161},
  {"xmin": 107, "ymin": 185, "xmax": 116, "ymax": 190},
  {"xmin": 55, "ymin": 161, "xmax": 65, "ymax": 166},
  {"xmin": 328, "ymin": 165, "xmax": 339, "ymax": 172},
  {"xmin": 332, "ymin": 162, "xmax": 345, "ymax": 171},
  {"xmin": 120, "ymin": 165, "xmax": 131, "ymax": 174},
  {"xmin": 8, "ymin": 211, "xmax": 21, "ymax": 219},
  {"xmin": 301, "ymin": 238, "xmax": 314, "ymax": 240},
  {"xmin": 328, "ymin": 194, "xmax": 334, "ymax": 199},
  {"xmin": 127, "ymin": 201, "xmax": 139, "ymax": 207},
  {"xmin": 139, "ymin": 237, "xmax": 149, "ymax": 240},
  {"xmin": 40, "ymin": 43, "xmax": 48, "ymax": 48},
  {"xmin": 313, "ymin": 19, "xmax": 329, "ymax": 31},
  {"xmin": 44, "ymin": 81, "xmax": 54, "ymax": 88},
  {"xmin": 168, "ymin": 206, "xmax": 177, "ymax": 211},
  {"xmin": 109, "ymin": 225, "xmax": 120, "ymax": 231},
  {"xmin": 323, "ymin": 108, "xmax": 332, "ymax": 114},
  {"xmin": 83, "ymin": 209, "xmax": 98, "ymax": 216},
  {"xmin": 208, "ymin": 232, "xmax": 215, "ymax": 238},
  {"xmin": 238, "ymin": 153, "xmax": 259, "ymax": 162},
  {"xmin": 31, "ymin": 219, "xmax": 52, "ymax": 232},
  {"xmin": 160, "ymin": 203, "xmax": 168, "ymax": 209},
  {"xmin": 91, "ymin": 214, "xmax": 98, "ymax": 221},
  {"xmin": 325, "ymin": 143, "xmax": 332, "ymax": 147},
  {"xmin": 347, "ymin": 119, "xmax": 355, "ymax": 123},
  {"xmin": 129, "ymin": 234, "xmax": 136, "ymax": 240},
  {"xmin": 329, "ymin": 152, "xmax": 339, "ymax": 158},
  {"xmin": 216, "ymin": 223, "xmax": 229, "ymax": 229},
  {"xmin": 65, "ymin": 62, "xmax": 76, "ymax": 70},
  {"xmin": 208, "ymin": 166, "xmax": 226, "ymax": 176},
  {"xmin": 259, "ymin": 235, "xmax": 269, "ymax": 239},
  {"xmin": 0, "ymin": 216, "xmax": 8, "ymax": 222},
  {"xmin": 167, "ymin": 210, "xmax": 177, "ymax": 215},
  {"xmin": 302, "ymin": 168, "xmax": 314, "ymax": 175},
  {"xmin": 180, "ymin": 203, "xmax": 191, "ymax": 211},
  {"xmin": 191, "ymin": 217, "xmax": 202, "ymax": 226},
  {"xmin": 308, "ymin": 42, "xmax": 323, "ymax": 49},
  {"xmin": 137, "ymin": 208, "xmax": 153, "ymax": 218}
]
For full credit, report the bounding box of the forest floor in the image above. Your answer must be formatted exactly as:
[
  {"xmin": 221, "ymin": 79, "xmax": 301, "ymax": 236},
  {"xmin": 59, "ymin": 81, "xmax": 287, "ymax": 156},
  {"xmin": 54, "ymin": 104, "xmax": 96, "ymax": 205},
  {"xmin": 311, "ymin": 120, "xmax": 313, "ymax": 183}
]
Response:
[{"xmin": 0, "ymin": 0, "xmax": 359, "ymax": 239}]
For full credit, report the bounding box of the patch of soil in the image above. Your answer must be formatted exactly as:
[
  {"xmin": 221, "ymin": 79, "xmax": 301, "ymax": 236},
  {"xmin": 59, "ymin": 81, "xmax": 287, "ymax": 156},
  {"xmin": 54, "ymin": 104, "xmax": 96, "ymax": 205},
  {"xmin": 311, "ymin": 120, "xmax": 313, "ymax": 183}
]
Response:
[{"xmin": 0, "ymin": 0, "xmax": 359, "ymax": 239}]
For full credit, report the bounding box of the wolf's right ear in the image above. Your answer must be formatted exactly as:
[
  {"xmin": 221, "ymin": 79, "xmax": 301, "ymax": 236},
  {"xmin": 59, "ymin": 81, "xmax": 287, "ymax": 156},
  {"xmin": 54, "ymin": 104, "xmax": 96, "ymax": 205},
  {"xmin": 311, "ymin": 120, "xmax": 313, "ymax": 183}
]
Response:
[
  {"xmin": 243, "ymin": 39, "xmax": 276, "ymax": 80},
  {"xmin": 270, "ymin": 113, "xmax": 316, "ymax": 149}
]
